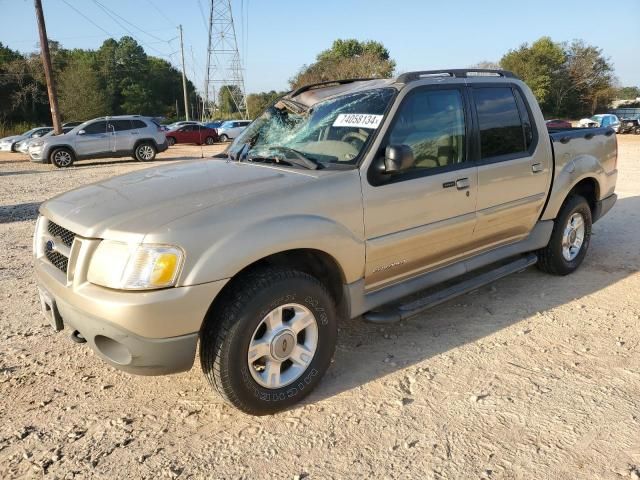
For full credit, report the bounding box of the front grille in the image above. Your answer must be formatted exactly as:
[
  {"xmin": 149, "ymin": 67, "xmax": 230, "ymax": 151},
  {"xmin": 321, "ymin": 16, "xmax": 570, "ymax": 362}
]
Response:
[
  {"xmin": 45, "ymin": 250, "xmax": 69, "ymax": 273},
  {"xmin": 48, "ymin": 221, "xmax": 75, "ymax": 248}
]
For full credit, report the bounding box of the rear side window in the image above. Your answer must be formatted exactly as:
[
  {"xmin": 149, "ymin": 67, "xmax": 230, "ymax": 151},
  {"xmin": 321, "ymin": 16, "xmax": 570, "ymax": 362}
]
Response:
[
  {"xmin": 131, "ymin": 120, "xmax": 147, "ymax": 129},
  {"xmin": 473, "ymin": 87, "xmax": 526, "ymax": 159},
  {"xmin": 108, "ymin": 120, "xmax": 133, "ymax": 131}
]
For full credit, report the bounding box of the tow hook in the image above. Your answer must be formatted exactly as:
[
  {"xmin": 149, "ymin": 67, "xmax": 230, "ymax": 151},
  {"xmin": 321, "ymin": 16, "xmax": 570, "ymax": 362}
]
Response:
[{"xmin": 70, "ymin": 330, "xmax": 87, "ymax": 344}]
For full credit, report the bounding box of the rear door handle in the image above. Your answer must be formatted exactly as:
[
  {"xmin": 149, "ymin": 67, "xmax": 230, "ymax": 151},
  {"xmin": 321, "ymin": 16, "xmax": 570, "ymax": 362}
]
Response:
[
  {"xmin": 455, "ymin": 178, "xmax": 470, "ymax": 190},
  {"xmin": 531, "ymin": 163, "xmax": 543, "ymax": 173}
]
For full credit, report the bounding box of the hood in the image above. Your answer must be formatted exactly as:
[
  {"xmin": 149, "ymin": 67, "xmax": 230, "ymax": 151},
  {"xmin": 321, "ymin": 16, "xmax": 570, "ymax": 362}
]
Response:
[
  {"xmin": 40, "ymin": 159, "xmax": 319, "ymax": 241},
  {"xmin": 0, "ymin": 135, "xmax": 22, "ymax": 143}
]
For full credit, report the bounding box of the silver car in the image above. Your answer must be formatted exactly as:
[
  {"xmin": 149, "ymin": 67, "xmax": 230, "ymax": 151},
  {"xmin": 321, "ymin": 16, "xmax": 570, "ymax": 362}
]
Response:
[
  {"xmin": 216, "ymin": 120, "xmax": 251, "ymax": 142},
  {"xmin": 1, "ymin": 127, "xmax": 52, "ymax": 152},
  {"xmin": 29, "ymin": 116, "xmax": 169, "ymax": 168},
  {"xmin": 16, "ymin": 127, "xmax": 74, "ymax": 154}
]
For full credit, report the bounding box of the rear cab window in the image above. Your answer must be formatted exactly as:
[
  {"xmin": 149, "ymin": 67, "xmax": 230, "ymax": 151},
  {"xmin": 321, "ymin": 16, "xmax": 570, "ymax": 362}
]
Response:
[{"xmin": 472, "ymin": 87, "xmax": 529, "ymax": 160}]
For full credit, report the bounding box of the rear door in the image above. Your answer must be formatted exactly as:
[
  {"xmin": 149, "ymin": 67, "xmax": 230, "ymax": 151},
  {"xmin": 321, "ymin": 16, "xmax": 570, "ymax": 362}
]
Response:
[
  {"xmin": 361, "ymin": 86, "xmax": 478, "ymax": 290},
  {"xmin": 107, "ymin": 119, "xmax": 134, "ymax": 152},
  {"xmin": 75, "ymin": 121, "xmax": 109, "ymax": 156},
  {"xmin": 471, "ymin": 85, "xmax": 552, "ymax": 249}
]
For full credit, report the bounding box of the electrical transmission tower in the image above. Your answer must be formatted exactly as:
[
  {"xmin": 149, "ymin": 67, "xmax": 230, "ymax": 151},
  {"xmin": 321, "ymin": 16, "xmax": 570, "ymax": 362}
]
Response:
[{"xmin": 203, "ymin": 0, "xmax": 247, "ymax": 120}]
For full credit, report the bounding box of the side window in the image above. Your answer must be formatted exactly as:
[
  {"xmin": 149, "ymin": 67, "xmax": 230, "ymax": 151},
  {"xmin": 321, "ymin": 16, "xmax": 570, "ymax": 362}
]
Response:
[
  {"xmin": 473, "ymin": 87, "xmax": 526, "ymax": 159},
  {"xmin": 109, "ymin": 120, "xmax": 133, "ymax": 132},
  {"xmin": 131, "ymin": 120, "xmax": 147, "ymax": 129},
  {"xmin": 83, "ymin": 121, "xmax": 107, "ymax": 134},
  {"xmin": 387, "ymin": 89, "xmax": 466, "ymax": 170}
]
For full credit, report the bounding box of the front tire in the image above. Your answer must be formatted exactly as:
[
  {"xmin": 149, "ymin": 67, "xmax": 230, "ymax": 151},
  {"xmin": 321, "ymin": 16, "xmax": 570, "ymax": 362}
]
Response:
[
  {"xmin": 134, "ymin": 142, "xmax": 156, "ymax": 162},
  {"xmin": 200, "ymin": 267, "xmax": 338, "ymax": 415},
  {"xmin": 537, "ymin": 195, "xmax": 592, "ymax": 275},
  {"xmin": 50, "ymin": 148, "xmax": 75, "ymax": 168},
  {"xmin": 219, "ymin": 134, "xmax": 229, "ymax": 142},
  {"xmin": 205, "ymin": 136, "xmax": 215, "ymax": 145},
  {"xmin": 166, "ymin": 136, "xmax": 176, "ymax": 146}
]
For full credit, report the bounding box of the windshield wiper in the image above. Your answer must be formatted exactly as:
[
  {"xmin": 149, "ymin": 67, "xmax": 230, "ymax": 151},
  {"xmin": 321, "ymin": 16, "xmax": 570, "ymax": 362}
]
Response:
[{"xmin": 248, "ymin": 146, "xmax": 322, "ymax": 170}]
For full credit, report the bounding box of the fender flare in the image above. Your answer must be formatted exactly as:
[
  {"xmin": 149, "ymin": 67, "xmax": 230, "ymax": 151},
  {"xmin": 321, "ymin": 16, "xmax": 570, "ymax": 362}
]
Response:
[
  {"xmin": 541, "ymin": 154, "xmax": 603, "ymax": 221},
  {"xmin": 178, "ymin": 214, "xmax": 365, "ymax": 286}
]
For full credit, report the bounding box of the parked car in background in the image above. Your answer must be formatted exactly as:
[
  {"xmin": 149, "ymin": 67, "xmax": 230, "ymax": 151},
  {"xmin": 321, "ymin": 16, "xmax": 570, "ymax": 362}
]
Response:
[
  {"xmin": 165, "ymin": 121, "xmax": 202, "ymax": 131},
  {"xmin": 579, "ymin": 114, "xmax": 621, "ymax": 132},
  {"xmin": 29, "ymin": 115, "xmax": 168, "ymax": 168},
  {"xmin": 216, "ymin": 120, "xmax": 251, "ymax": 141},
  {"xmin": 165, "ymin": 124, "xmax": 219, "ymax": 146},
  {"xmin": 17, "ymin": 127, "xmax": 74, "ymax": 153},
  {"xmin": 63, "ymin": 121, "xmax": 83, "ymax": 128},
  {"xmin": 33, "ymin": 70, "xmax": 617, "ymax": 414},
  {"xmin": 203, "ymin": 120, "xmax": 227, "ymax": 130},
  {"xmin": 545, "ymin": 119, "xmax": 572, "ymax": 129},
  {"xmin": 1, "ymin": 127, "xmax": 52, "ymax": 152},
  {"xmin": 619, "ymin": 115, "xmax": 640, "ymax": 134}
]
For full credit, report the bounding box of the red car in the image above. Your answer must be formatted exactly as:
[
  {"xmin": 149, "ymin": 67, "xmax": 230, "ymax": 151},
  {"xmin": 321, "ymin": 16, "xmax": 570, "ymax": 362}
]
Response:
[
  {"xmin": 165, "ymin": 124, "xmax": 219, "ymax": 146},
  {"xmin": 545, "ymin": 119, "xmax": 572, "ymax": 129}
]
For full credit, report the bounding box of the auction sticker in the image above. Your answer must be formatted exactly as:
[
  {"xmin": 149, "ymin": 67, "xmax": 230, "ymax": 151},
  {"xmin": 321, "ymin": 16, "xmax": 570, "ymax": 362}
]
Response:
[{"xmin": 333, "ymin": 113, "xmax": 383, "ymax": 129}]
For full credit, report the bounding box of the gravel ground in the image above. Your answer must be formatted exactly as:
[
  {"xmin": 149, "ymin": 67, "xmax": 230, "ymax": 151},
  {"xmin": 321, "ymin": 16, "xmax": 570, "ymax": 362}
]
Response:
[{"xmin": 1, "ymin": 138, "xmax": 639, "ymax": 479}]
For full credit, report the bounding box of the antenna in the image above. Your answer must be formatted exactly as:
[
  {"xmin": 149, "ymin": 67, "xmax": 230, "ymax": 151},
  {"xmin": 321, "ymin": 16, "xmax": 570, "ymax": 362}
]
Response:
[{"xmin": 203, "ymin": 0, "xmax": 247, "ymax": 120}]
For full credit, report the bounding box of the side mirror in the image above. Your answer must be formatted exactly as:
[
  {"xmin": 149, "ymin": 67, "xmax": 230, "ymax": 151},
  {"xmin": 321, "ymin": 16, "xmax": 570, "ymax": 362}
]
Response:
[
  {"xmin": 384, "ymin": 145, "xmax": 414, "ymax": 173},
  {"xmin": 77, "ymin": 129, "xmax": 86, "ymax": 135}
]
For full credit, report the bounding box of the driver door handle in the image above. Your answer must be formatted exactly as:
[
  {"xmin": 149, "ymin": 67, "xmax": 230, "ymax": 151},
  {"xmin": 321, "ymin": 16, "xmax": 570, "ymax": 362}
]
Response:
[{"xmin": 455, "ymin": 178, "xmax": 470, "ymax": 190}]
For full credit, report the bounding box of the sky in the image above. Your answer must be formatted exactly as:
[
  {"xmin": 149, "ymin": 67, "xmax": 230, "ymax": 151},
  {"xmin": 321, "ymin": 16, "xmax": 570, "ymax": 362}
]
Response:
[{"xmin": 1, "ymin": 0, "xmax": 639, "ymax": 94}]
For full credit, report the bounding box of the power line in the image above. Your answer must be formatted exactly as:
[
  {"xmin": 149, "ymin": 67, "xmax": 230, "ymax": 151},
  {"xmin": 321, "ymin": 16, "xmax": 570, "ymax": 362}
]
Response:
[
  {"xmin": 92, "ymin": 0, "xmax": 170, "ymax": 44},
  {"xmin": 144, "ymin": 0, "xmax": 175, "ymax": 27},
  {"xmin": 59, "ymin": 0, "xmax": 115, "ymax": 37}
]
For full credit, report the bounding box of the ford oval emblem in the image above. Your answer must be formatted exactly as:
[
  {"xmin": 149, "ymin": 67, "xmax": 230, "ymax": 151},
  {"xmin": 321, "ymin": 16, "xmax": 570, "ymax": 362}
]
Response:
[{"xmin": 45, "ymin": 240, "xmax": 55, "ymax": 252}]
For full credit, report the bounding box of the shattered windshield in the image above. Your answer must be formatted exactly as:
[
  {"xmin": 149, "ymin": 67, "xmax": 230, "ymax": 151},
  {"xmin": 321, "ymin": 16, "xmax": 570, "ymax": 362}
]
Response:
[{"xmin": 229, "ymin": 88, "xmax": 396, "ymax": 168}]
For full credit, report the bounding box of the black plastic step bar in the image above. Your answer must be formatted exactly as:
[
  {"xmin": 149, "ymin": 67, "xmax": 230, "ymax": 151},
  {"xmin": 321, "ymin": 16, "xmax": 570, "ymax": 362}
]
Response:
[{"xmin": 363, "ymin": 253, "xmax": 538, "ymax": 324}]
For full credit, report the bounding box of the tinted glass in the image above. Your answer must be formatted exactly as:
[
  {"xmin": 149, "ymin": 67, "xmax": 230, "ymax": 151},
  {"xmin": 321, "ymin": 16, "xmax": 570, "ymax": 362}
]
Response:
[
  {"xmin": 473, "ymin": 87, "xmax": 525, "ymax": 159},
  {"xmin": 131, "ymin": 119, "xmax": 147, "ymax": 129},
  {"xmin": 107, "ymin": 120, "xmax": 133, "ymax": 131},
  {"xmin": 83, "ymin": 121, "xmax": 107, "ymax": 134},
  {"xmin": 388, "ymin": 89, "xmax": 466, "ymax": 170}
]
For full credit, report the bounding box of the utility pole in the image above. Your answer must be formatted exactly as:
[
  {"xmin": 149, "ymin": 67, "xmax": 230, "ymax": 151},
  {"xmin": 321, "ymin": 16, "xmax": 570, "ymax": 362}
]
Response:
[
  {"xmin": 34, "ymin": 0, "xmax": 62, "ymax": 134},
  {"xmin": 178, "ymin": 25, "xmax": 190, "ymax": 121}
]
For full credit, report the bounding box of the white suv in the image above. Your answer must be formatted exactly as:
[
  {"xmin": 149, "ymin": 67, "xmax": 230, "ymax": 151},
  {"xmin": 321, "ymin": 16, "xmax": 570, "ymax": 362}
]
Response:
[
  {"xmin": 216, "ymin": 120, "xmax": 251, "ymax": 142},
  {"xmin": 29, "ymin": 116, "xmax": 169, "ymax": 168}
]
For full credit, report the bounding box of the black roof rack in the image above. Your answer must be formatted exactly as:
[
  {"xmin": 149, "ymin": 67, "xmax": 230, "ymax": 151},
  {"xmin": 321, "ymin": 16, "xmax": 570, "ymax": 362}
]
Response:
[
  {"xmin": 396, "ymin": 69, "xmax": 518, "ymax": 83},
  {"xmin": 288, "ymin": 78, "xmax": 382, "ymax": 98}
]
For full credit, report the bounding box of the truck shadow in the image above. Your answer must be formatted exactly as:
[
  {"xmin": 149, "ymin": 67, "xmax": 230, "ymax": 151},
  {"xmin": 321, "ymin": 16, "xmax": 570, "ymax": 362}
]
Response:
[
  {"xmin": 0, "ymin": 202, "xmax": 41, "ymax": 224},
  {"xmin": 305, "ymin": 194, "xmax": 640, "ymax": 406}
]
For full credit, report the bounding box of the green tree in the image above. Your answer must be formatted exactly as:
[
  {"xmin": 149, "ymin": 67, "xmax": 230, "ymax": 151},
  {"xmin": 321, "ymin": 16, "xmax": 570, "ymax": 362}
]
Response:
[
  {"xmin": 290, "ymin": 39, "xmax": 396, "ymax": 89},
  {"xmin": 616, "ymin": 86, "xmax": 640, "ymax": 100},
  {"xmin": 58, "ymin": 58, "xmax": 107, "ymax": 121},
  {"xmin": 500, "ymin": 37, "xmax": 566, "ymax": 114},
  {"xmin": 217, "ymin": 85, "xmax": 243, "ymax": 116},
  {"xmin": 246, "ymin": 90, "xmax": 286, "ymax": 118}
]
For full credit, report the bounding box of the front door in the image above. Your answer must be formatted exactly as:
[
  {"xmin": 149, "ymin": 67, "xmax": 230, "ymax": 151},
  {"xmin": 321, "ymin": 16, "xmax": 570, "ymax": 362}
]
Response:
[
  {"xmin": 470, "ymin": 85, "xmax": 552, "ymax": 249},
  {"xmin": 75, "ymin": 120, "xmax": 109, "ymax": 156},
  {"xmin": 362, "ymin": 87, "xmax": 478, "ymax": 291}
]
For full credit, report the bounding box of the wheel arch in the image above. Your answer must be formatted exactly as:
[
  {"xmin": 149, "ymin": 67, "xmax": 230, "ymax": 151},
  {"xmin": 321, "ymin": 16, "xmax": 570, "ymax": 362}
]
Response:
[{"xmin": 47, "ymin": 144, "xmax": 76, "ymax": 161}]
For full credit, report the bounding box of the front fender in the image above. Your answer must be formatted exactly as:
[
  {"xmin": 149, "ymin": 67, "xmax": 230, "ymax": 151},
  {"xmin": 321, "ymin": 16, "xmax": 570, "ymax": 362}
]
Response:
[
  {"xmin": 179, "ymin": 214, "xmax": 365, "ymax": 286},
  {"xmin": 541, "ymin": 153, "xmax": 604, "ymax": 221}
]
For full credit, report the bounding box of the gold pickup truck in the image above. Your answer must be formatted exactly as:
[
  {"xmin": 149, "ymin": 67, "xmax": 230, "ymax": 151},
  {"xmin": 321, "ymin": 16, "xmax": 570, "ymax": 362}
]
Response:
[{"xmin": 34, "ymin": 69, "xmax": 618, "ymax": 414}]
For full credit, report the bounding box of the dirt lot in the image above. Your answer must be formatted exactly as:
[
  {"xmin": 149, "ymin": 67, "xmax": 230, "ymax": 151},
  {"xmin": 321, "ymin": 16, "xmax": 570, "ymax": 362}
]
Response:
[{"xmin": 1, "ymin": 138, "xmax": 639, "ymax": 479}]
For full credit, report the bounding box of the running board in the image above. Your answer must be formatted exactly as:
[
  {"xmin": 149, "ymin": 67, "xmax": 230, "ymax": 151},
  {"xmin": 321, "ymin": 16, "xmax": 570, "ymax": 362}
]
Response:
[{"xmin": 362, "ymin": 253, "xmax": 538, "ymax": 324}]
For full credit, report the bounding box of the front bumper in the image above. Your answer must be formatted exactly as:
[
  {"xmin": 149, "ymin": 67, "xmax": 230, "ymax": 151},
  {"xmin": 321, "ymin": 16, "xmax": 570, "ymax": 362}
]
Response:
[
  {"xmin": 0, "ymin": 143, "xmax": 14, "ymax": 152},
  {"xmin": 35, "ymin": 252, "xmax": 228, "ymax": 375},
  {"xmin": 28, "ymin": 146, "xmax": 46, "ymax": 162}
]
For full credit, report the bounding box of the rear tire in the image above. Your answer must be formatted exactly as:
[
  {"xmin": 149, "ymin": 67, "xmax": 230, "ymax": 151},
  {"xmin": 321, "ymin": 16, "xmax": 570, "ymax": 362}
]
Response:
[
  {"xmin": 537, "ymin": 195, "xmax": 592, "ymax": 275},
  {"xmin": 200, "ymin": 267, "xmax": 338, "ymax": 415},
  {"xmin": 50, "ymin": 148, "xmax": 74, "ymax": 168},
  {"xmin": 219, "ymin": 134, "xmax": 229, "ymax": 142},
  {"xmin": 167, "ymin": 136, "xmax": 176, "ymax": 146},
  {"xmin": 134, "ymin": 142, "xmax": 156, "ymax": 162},
  {"xmin": 205, "ymin": 136, "xmax": 215, "ymax": 145}
]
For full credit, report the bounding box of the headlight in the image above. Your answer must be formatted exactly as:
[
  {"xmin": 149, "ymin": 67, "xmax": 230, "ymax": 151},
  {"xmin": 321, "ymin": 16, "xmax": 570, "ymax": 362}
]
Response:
[
  {"xmin": 87, "ymin": 241, "xmax": 184, "ymax": 290},
  {"xmin": 30, "ymin": 140, "xmax": 44, "ymax": 148}
]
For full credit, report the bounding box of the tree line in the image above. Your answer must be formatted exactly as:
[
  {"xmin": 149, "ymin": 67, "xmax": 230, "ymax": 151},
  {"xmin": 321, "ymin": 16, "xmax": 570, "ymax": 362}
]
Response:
[
  {"xmin": 1, "ymin": 35, "xmax": 636, "ymax": 130},
  {"xmin": 0, "ymin": 36, "xmax": 199, "ymax": 127}
]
